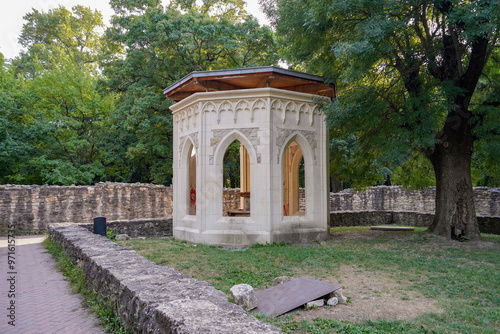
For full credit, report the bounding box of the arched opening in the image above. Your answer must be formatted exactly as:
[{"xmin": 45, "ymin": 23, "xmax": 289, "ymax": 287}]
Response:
[
  {"xmin": 283, "ymin": 141, "xmax": 305, "ymax": 216},
  {"xmin": 188, "ymin": 146, "xmax": 196, "ymax": 215},
  {"xmin": 223, "ymin": 140, "xmax": 250, "ymax": 217}
]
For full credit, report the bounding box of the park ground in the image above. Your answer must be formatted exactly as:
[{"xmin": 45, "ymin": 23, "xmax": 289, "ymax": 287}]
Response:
[{"xmin": 114, "ymin": 227, "xmax": 500, "ymax": 333}]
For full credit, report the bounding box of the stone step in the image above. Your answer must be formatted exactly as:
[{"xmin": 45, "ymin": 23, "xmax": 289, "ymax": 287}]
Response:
[{"xmin": 370, "ymin": 226, "xmax": 415, "ymax": 231}]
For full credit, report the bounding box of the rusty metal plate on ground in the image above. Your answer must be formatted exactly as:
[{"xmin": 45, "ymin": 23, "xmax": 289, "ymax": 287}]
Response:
[{"xmin": 253, "ymin": 277, "xmax": 342, "ymax": 317}]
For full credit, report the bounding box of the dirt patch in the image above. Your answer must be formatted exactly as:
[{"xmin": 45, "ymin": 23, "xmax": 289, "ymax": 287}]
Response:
[{"xmin": 282, "ymin": 266, "xmax": 442, "ymax": 323}]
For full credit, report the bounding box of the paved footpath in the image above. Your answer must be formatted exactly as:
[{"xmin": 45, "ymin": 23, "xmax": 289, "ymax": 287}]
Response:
[{"xmin": 0, "ymin": 235, "xmax": 105, "ymax": 334}]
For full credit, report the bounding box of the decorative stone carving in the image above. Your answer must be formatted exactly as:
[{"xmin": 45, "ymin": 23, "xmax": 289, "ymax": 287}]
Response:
[
  {"xmin": 271, "ymin": 98, "xmax": 318, "ymax": 126},
  {"xmin": 179, "ymin": 133, "xmax": 199, "ymax": 167},
  {"xmin": 209, "ymin": 128, "xmax": 260, "ymax": 165},
  {"xmin": 202, "ymin": 98, "xmax": 269, "ymax": 125},
  {"xmin": 275, "ymin": 128, "xmax": 318, "ymax": 164},
  {"xmin": 175, "ymin": 106, "xmax": 199, "ymax": 131}
]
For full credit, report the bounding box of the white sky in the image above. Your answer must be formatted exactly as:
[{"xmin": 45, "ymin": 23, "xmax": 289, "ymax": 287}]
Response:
[{"xmin": 0, "ymin": 0, "xmax": 269, "ymax": 60}]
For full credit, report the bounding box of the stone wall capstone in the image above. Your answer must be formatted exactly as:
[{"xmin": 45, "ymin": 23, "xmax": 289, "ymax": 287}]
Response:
[{"xmin": 0, "ymin": 182, "xmax": 172, "ymax": 235}]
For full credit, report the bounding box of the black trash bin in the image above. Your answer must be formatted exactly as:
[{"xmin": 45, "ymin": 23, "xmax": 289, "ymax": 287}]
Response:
[{"xmin": 92, "ymin": 216, "xmax": 107, "ymax": 236}]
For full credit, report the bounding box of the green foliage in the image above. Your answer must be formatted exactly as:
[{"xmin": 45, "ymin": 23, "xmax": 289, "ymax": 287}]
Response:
[
  {"xmin": 392, "ymin": 154, "xmax": 436, "ymax": 189},
  {"xmin": 270, "ymin": 0, "xmax": 500, "ymax": 189},
  {"xmin": 25, "ymin": 56, "xmax": 114, "ymax": 185},
  {"xmin": 223, "ymin": 140, "xmax": 240, "ymax": 187},
  {"xmin": 12, "ymin": 5, "xmax": 106, "ymax": 77},
  {"xmin": 101, "ymin": 1, "xmax": 278, "ymax": 184},
  {"xmin": 2, "ymin": 1, "xmax": 278, "ymax": 186},
  {"xmin": 107, "ymin": 228, "xmax": 118, "ymax": 240}
]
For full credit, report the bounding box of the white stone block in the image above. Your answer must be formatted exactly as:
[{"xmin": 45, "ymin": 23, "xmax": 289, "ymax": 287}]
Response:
[{"xmin": 230, "ymin": 284, "xmax": 258, "ymax": 311}]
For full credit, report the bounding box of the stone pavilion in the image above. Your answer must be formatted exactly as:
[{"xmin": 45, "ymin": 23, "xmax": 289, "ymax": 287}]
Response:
[{"xmin": 164, "ymin": 66, "xmax": 334, "ymax": 246}]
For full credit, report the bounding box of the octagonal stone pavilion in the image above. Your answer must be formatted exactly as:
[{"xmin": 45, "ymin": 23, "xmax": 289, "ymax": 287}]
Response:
[{"xmin": 164, "ymin": 66, "xmax": 334, "ymax": 246}]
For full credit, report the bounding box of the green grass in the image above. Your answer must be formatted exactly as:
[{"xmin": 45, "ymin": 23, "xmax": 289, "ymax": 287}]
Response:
[
  {"xmin": 117, "ymin": 229, "xmax": 500, "ymax": 334},
  {"xmin": 43, "ymin": 238, "xmax": 132, "ymax": 334}
]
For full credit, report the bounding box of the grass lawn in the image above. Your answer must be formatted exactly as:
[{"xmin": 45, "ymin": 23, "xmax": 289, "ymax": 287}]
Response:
[{"xmin": 116, "ymin": 228, "xmax": 499, "ymax": 333}]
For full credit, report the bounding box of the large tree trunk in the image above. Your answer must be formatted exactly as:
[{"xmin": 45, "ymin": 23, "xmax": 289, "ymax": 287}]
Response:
[{"xmin": 427, "ymin": 130, "xmax": 481, "ymax": 241}]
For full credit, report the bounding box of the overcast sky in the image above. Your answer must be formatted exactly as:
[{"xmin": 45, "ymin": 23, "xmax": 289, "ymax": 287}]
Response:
[{"xmin": 0, "ymin": 0, "xmax": 269, "ymax": 61}]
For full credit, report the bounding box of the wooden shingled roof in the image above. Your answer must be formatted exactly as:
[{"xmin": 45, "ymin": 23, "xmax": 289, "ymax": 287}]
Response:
[{"xmin": 163, "ymin": 66, "xmax": 335, "ymax": 102}]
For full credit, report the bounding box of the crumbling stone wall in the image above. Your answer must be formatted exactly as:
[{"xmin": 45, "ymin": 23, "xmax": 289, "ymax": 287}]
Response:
[
  {"xmin": 3, "ymin": 183, "xmax": 498, "ymax": 235},
  {"xmin": 329, "ymin": 186, "xmax": 499, "ymax": 217},
  {"xmin": 0, "ymin": 183, "xmax": 172, "ymax": 235},
  {"xmin": 48, "ymin": 225, "xmax": 282, "ymax": 334},
  {"xmin": 223, "ymin": 188, "xmax": 241, "ymax": 215},
  {"xmin": 329, "ymin": 186, "xmax": 500, "ymax": 234}
]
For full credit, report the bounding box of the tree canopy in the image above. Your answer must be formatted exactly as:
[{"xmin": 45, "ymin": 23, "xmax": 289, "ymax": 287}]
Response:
[
  {"xmin": 0, "ymin": 1, "xmax": 278, "ymax": 185},
  {"xmin": 266, "ymin": 0, "xmax": 500, "ymax": 239}
]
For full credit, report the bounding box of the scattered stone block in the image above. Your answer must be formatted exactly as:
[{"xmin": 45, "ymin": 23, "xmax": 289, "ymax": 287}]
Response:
[
  {"xmin": 305, "ymin": 299, "xmax": 324, "ymax": 309},
  {"xmin": 327, "ymin": 297, "xmax": 338, "ymax": 306},
  {"xmin": 230, "ymin": 284, "xmax": 258, "ymax": 311},
  {"xmin": 273, "ymin": 276, "xmax": 293, "ymax": 286},
  {"xmin": 333, "ymin": 288, "xmax": 347, "ymax": 304},
  {"xmin": 115, "ymin": 234, "xmax": 130, "ymax": 240}
]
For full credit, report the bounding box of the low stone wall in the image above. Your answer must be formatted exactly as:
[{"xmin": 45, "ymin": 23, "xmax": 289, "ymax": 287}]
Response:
[
  {"xmin": 3, "ymin": 183, "xmax": 498, "ymax": 235},
  {"xmin": 330, "ymin": 211, "xmax": 433, "ymax": 228},
  {"xmin": 48, "ymin": 225, "xmax": 282, "ymax": 334},
  {"xmin": 330, "ymin": 211, "xmax": 500, "ymax": 234},
  {"xmin": 329, "ymin": 186, "xmax": 500, "ymax": 217},
  {"xmin": 80, "ymin": 218, "xmax": 173, "ymax": 238},
  {"xmin": 0, "ymin": 182, "xmax": 172, "ymax": 235}
]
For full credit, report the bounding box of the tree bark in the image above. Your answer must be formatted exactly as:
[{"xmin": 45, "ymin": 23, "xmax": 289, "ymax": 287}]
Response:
[{"xmin": 427, "ymin": 120, "xmax": 481, "ymax": 241}]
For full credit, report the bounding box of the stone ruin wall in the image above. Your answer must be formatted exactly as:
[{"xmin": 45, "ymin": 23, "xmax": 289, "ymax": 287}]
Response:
[
  {"xmin": 1, "ymin": 183, "xmax": 498, "ymax": 235},
  {"xmin": 224, "ymin": 186, "xmax": 499, "ymax": 217},
  {"xmin": 329, "ymin": 185, "xmax": 500, "ymax": 217},
  {"xmin": 0, "ymin": 182, "xmax": 172, "ymax": 235}
]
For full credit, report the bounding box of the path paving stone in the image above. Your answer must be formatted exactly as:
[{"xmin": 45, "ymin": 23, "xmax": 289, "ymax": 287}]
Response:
[{"xmin": 0, "ymin": 235, "xmax": 105, "ymax": 334}]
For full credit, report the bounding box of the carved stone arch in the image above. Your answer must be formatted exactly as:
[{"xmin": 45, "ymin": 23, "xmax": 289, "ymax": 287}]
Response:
[
  {"xmin": 296, "ymin": 103, "xmax": 307, "ymax": 125},
  {"xmin": 283, "ymin": 100, "xmax": 298, "ymax": 124},
  {"xmin": 179, "ymin": 135, "xmax": 197, "ymax": 168},
  {"xmin": 271, "ymin": 99, "xmax": 285, "ymax": 123},
  {"xmin": 250, "ymin": 98, "xmax": 267, "ymax": 122},
  {"xmin": 279, "ymin": 132, "xmax": 314, "ymax": 171},
  {"xmin": 185, "ymin": 107, "xmax": 194, "ymax": 130},
  {"xmin": 202, "ymin": 101, "xmax": 217, "ymax": 113},
  {"xmin": 217, "ymin": 100, "xmax": 234, "ymax": 124},
  {"xmin": 309, "ymin": 104, "xmax": 318, "ymax": 126},
  {"xmin": 179, "ymin": 136, "xmax": 197, "ymax": 216},
  {"xmin": 235, "ymin": 99, "xmax": 250, "ymax": 123},
  {"xmin": 213, "ymin": 130, "xmax": 257, "ymax": 167},
  {"xmin": 281, "ymin": 132, "xmax": 313, "ymax": 217},
  {"xmin": 202, "ymin": 101, "xmax": 218, "ymax": 124}
]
